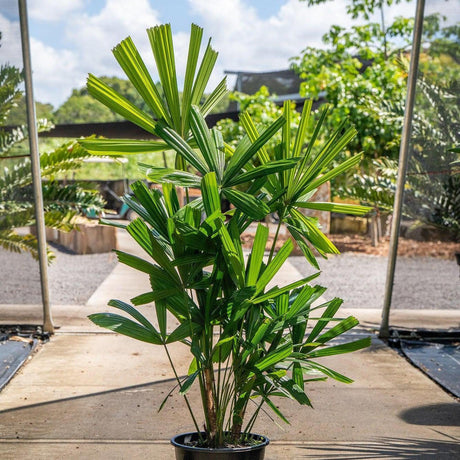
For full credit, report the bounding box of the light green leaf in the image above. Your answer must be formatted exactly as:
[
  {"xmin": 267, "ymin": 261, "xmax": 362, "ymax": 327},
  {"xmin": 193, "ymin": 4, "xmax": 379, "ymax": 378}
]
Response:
[
  {"xmin": 246, "ymin": 224, "xmax": 269, "ymax": 286},
  {"xmin": 305, "ymin": 297, "xmax": 343, "ymax": 343},
  {"xmin": 154, "ymin": 121, "xmax": 209, "ymax": 174},
  {"xmin": 147, "ymin": 24, "xmax": 181, "ymax": 130},
  {"xmin": 87, "ymin": 74, "xmax": 156, "ymax": 134},
  {"xmin": 190, "ymin": 105, "xmax": 223, "ymax": 178},
  {"xmin": 79, "ymin": 138, "xmax": 167, "ymax": 156},
  {"xmin": 290, "ymin": 208, "xmax": 339, "ymax": 255},
  {"xmin": 226, "ymin": 159, "xmax": 299, "ymax": 187},
  {"xmin": 224, "ymin": 115, "xmax": 286, "ymax": 185},
  {"xmin": 140, "ymin": 164, "xmax": 202, "ymax": 188},
  {"xmin": 294, "ymin": 201, "xmax": 372, "ymax": 216},
  {"xmin": 201, "ymin": 172, "xmax": 221, "ymax": 216},
  {"xmin": 254, "ymin": 239, "xmax": 294, "ymax": 296},
  {"xmin": 252, "ymin": 273, "xmax": 321, "ymax": 304},
  {"xmin": 307, "ymin": 361, "xmax": 354, "ymax": 384},
  {"xmin": 307, "ymin": 337, "xmax": 371, "ymax": 358},
  {"xmin": 181, "ymin": 24, "xmax": 203, "ymax": 134},
  {"xmin": 112, "ymin": 36, "xmax": 170, "ymax": 123},
  {"xmin": 255, "ymin": 342, "xmax": 293, "ymax": 371},
  {"xmin": 301, "ymin": 154, "xmax": 364, "ymax": 196}
]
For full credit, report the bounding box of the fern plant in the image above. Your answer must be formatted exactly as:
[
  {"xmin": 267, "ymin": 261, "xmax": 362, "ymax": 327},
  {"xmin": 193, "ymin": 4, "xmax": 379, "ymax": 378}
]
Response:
[{"xmin": 0, "ymin": 61, "xmax": 105, "ymax": 261}]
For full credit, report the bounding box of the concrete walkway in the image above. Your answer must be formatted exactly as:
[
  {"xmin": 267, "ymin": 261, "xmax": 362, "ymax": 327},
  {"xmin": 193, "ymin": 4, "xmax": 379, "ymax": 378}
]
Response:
[{"xmin": 1, "ymin": 230, "xmax": 459, "ymax": 459}]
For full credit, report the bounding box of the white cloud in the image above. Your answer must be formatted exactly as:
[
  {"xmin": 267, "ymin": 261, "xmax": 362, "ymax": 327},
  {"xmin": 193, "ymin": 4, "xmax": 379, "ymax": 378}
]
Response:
[
  {"xmin": 0, "ymin": 14, "xmax": 23, "ymax": 68},
  {"xmin": 30, "ymin": 38, "xmax": 81, "ymax": 107},
  {"xmin": 187, "ymin": 0, "xmax": 352, "ymax": 91},
  {"xmin": 29, "ymin": 0, "xmax": 164, "ymax": 106},
  {"xmin": 66, "ymin": 0, "xmax": 162, "ymax": 77},
  {"xmin": 28, "ymin": 0, "xmax": 85, "ymax": 22}
]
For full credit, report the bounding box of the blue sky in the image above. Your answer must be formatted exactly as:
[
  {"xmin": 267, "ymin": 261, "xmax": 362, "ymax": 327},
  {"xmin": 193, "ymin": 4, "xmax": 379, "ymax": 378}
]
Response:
[{"xmin": 0, "ymin": 0, "xmax": 445, "ymax": 108}]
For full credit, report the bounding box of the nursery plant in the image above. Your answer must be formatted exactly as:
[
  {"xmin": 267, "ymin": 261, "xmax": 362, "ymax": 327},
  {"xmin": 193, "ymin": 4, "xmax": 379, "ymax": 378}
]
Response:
[{"xmin": 82, "ymin": 24, "xmax": 372, "ymax": 455}]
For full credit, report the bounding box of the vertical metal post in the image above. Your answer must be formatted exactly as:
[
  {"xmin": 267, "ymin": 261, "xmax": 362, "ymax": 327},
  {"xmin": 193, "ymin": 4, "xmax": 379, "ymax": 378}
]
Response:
[
  {"xmin": 18, "ymin": 0, "xmax": 54, "ymax": 333},
  {"xmin": 379, "ymin": 0, "xmax": 425, "ymax": 338}
]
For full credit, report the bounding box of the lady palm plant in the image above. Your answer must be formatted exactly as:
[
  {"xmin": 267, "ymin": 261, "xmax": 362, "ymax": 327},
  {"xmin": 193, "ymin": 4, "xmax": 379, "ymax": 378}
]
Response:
[{"xmin": 83, "ymin": 24, "xmax": 372, "ymax": 448}]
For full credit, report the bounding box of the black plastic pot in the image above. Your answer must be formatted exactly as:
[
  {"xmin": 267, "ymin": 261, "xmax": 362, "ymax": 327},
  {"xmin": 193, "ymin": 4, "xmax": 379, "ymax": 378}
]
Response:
[{"xmin": 171, "ymin": 432, "xmax": 269, "ymax": 460}]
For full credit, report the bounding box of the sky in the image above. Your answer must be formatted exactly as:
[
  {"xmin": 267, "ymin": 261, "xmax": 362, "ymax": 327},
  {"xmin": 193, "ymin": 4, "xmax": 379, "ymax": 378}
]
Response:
[{"xmin": 0, "ymin": 0, "xmax": 450, "ymax": 109}]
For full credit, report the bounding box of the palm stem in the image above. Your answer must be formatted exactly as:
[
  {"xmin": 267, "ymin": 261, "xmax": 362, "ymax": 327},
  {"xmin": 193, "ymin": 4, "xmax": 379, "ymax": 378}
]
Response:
[
  {"xmin": 163, "ymin": 344, "xmax": 203, "ymax": 441},
  {"xmin": 268, "ymin": 218, "xmax": 282, "ymax": 264}
]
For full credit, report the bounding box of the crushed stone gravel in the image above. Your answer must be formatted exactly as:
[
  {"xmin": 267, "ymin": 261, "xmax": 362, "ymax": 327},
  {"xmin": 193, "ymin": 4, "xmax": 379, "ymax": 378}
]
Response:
[
  {"xmin": 1, "ymin": 244, "xmax": 117, "ymax": 305},
  {"xmin": 289, "ymin": 253, "xmax": 459, "ymax": 310}
]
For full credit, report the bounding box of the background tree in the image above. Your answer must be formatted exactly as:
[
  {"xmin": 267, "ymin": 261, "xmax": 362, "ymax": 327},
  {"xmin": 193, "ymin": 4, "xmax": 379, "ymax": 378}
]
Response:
[
  {"xmin": 294, "ymin": 0, "xmax": 458, "ymax": 156},
  {"xmin": 54, "ymin": 76, "xmax": 149, "ymax": 124},
  {"xmin": 292, "ymin": 2, "xmax": 459, "ymax": 209},
  {"xmin": 6, "ymin": 97, "xmax": 55, "ymax": 125}
]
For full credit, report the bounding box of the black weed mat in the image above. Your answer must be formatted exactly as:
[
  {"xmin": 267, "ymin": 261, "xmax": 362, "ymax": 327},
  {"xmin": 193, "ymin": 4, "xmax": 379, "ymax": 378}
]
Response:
[
  {"xmin": 0, "ymin": 327, "xmax": 49, "ymax": 391},
  {"xmin": 389, "ymin": 329, "xmax": 460, "ymax": 398}
]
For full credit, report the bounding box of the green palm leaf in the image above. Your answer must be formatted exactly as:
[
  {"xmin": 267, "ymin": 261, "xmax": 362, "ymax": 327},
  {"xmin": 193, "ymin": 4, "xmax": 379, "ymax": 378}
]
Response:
[
  {"xmin": 79, "ymin": 138, "xmax": 167, "ymax": 156},
  {"xmin": 87, "ymin": 74, "xmax": 156, "ymax": 134},
  {"xmin": 113, "ymin": 36, "xmax": 170, "ymax": 123},
  {"xmin": 88, "ymin": 312, "xmax": 163, "ymax": 345}
]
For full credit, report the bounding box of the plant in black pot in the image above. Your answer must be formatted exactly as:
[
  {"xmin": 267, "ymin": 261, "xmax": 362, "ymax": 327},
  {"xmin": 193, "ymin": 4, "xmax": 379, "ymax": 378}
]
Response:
[{"xmin": 80, "ymin": 24, "xmax": 371, "ymax": 459}]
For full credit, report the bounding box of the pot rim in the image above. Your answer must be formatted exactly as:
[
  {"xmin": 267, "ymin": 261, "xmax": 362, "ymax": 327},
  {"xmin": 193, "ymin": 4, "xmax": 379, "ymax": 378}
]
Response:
[{"xmin": 171, "ymin": 431, "xmax": 270, "ymax": 453}]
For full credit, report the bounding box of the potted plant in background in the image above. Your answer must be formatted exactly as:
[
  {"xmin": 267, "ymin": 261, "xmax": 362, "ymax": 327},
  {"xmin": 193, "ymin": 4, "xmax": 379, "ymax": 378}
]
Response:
[{"xmin": 80, "ymin": 24, "xmax": 371, "ymax": 459}]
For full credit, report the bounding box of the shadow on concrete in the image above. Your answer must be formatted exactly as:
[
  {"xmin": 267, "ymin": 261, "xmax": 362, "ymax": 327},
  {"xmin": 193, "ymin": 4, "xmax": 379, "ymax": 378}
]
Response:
[
  {"xmin": 295, "ymin": 437, "xmax": 460, "ymax": 458},
  {"xmin": 399, "ymin": 403, "xmax": 460, "ymax": 426},
  {"xmin": 0, "ymin": 378, "xmax": 196, "ymax": 441}
]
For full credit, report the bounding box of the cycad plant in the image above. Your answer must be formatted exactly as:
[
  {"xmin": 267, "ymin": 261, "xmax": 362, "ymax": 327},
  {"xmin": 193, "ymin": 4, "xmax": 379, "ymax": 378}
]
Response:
[
  {"xmin": 83, "ymin": 24, "xmax": 371, "ymax": 449},
  {"xmin": 0, "ymin": 61, "xmax": 105, "ymax": 261}
]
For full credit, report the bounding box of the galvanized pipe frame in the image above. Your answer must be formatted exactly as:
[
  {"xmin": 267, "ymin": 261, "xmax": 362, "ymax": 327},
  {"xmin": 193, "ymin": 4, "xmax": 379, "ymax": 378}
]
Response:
[
  {"xmin": 380, "ymin": 0, "xmax": 426, "ymax": 339},
  {"xmin": 18, "ymin": 0, "xmax": 54, "ymax": 333}
]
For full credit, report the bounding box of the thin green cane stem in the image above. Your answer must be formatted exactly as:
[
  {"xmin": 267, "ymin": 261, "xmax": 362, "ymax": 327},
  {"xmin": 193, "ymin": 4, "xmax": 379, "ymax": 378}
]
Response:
[
  {"xmin": 267, "ymin": 218, "xmax": 282, "ymax": 264},
  {"xmin": 163, "ymin": 344, "xmax": 203, "ymax": 441},
  {"xmin": 244, "ymin": 399, "xmax": 264, "ymax": 435}
]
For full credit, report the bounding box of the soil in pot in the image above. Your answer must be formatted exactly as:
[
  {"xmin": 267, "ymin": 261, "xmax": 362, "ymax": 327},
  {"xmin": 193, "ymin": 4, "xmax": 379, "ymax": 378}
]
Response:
[{"xmin": 171, "ymin": 432, "xmax": 269, "ymax": 460}]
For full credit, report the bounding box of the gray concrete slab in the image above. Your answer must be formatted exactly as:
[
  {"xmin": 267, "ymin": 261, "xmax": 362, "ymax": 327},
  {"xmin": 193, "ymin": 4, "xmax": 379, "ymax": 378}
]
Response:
[{"xmin": 0, "ymin": 332, "xmax": 459, "ymax": 459}]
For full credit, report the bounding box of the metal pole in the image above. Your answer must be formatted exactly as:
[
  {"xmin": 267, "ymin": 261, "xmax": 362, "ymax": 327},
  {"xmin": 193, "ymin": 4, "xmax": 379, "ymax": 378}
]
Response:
[
  {"xmin": 18, "ymin": 0, "xmax": 54, "ymax": 333},
  {"xmin": 379, "ymin": 0, "xmax": 425, "ymax": 339}
]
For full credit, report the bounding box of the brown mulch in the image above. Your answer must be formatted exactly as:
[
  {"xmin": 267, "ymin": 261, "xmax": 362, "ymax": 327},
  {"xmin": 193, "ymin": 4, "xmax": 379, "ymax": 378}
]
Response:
[
  {"xmin": 330, "ymin": 234, "xmax": 460, "ymax": 259},
  {"xmin": 241, "ymin": 230, "xmax": 460, "ymax": 259}
]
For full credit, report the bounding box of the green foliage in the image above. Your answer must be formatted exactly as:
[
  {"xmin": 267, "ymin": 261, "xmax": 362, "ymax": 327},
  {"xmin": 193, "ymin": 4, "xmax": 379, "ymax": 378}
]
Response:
[
  {"xmin": 403, "ymin": 72, "xmax": 460, "ymax": 238},
  {"xmin": 340, "ymin": 65, "xmax": 460, "ymax": 239},
  {"xmin": 0, "ymin": 64, "xmax": 23, "ymax": 124},
  {"xmin": 217, "ymin": 86, "xmax": 299, "ymax": 152},
  {"xmin": 86, "ymin": 24, "xmax": 371, "ymax": 449},
  {"xmin": 338, "ymin": 157, "xmax": 397, "ymax": 211},
  {"xmin": 54, "ymin": 76, "xmax": 152, "ymax": 124},
  {"xmin": 291, "ymin": 8, "xmax": 459, "ymax": 161},
  {"xmin": 6, "ymin": 97, "xmax": 55, "ymax": 125},
  {"xmin": 0, "ymin": 55, "xmax": 105, "ymax": 261}
]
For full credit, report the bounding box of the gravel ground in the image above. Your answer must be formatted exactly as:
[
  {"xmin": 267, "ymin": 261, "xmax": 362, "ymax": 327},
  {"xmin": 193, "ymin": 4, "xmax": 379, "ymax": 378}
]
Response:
[
  {"xmin": 289, "ymin": 253, "xmax": 460, "ymax": 310},
  {"xmin": 1, "ymin": 243, "xmax": 458, "ymax": 309},
  {"xmin": 1, "ymin": 244, "xmax": 117, "ymax": 305}
]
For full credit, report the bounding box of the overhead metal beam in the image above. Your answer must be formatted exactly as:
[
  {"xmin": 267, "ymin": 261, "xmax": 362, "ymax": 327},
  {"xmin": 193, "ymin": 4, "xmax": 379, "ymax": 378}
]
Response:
[
  {"xmin": 18, "ymin": 0, "xmax": 54, "ymax": 333},
  {"xmin": 380, "ymin": 0, "xmax": 425, "ymax": 338}
]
